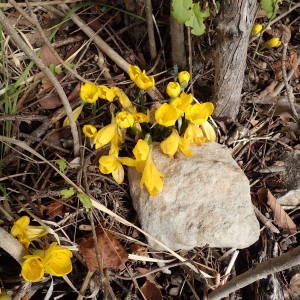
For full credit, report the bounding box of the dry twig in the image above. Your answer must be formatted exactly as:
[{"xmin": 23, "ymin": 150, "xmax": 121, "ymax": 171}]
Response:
[
  {"xmin": 208, "ymin": 245, "xmax": 300, "ymax": 300},
  {"xmin": 0, "ymin": 10, "xmax": 80, "ymax": 156}
]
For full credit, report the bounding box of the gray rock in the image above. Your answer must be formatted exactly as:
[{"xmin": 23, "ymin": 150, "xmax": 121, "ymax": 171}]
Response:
[{"xmin": 128, "ymin": 142, "xmax": 260, "ymax": 250}]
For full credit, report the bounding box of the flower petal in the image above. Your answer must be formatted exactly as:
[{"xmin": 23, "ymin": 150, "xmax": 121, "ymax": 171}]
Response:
[
  {"xmin": 160, "ymin": 129, "xmax": 180, "ymax": 158},
  {"xmin": 185, "ymin": 102, "xmax": 214, "ymax": 125},
  {"xmin": 94, "ymin": 123, "xmax": 117, "ymax": 149}
]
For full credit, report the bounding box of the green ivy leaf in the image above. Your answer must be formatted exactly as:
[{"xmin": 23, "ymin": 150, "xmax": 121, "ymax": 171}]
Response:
[
  {"xmin": 77, "ymin": 193, "xmax": 92, "ymax": 210},
  {"xmin": 171, "ymin": 0, "xmax": 193, "ymax": 24},
  {"xmin": 185, "ymin": 3, "xmax": 210, "ymax": 36},
  {"xmin": 60, "ymin": 187, "xmax": 75, "ymax": 199},
  {"xmin": 55, "ymin": 159, "xmax": 67, "ymax": 173},
  {"xmin": 260, "ymin": 0, "xmax": 281, "ymax": 19}
]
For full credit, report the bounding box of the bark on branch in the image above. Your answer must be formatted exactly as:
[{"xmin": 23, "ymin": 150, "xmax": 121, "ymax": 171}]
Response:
[{"xmin": 213, "ymin": 0, "xmax": 257, "ymax": 122}]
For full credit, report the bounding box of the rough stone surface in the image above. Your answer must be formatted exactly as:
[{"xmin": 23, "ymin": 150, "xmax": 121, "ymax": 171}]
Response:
[{"xmin": 128, "ymin": 142, "xmax": 260, "ymax": 250}]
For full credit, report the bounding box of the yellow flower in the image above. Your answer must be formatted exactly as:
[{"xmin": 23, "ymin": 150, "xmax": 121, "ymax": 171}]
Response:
[
  {"xmin": 128, "ymin": 65, "xmax": 155, "ymax": 90},
  {"xmin": 185, "ymin": 102, "xmax": 214, "ymax": 125},
  {"xmin": 170, "ymin": 92, "xmax": 193, "ymax": 116},
  {"xmin": 98, "ymin": 85, "xmax": 116, "ymax": 102},
  {"xmin": 111, "ymin": 87, "xmax": 134, "ymax": 110},
  {"xmin": 42, "ymin": 243, "xmax": 73, "ymax": 277},
  {"xmin": 140, "ymin": 152, "xmax": 164, "ymax": 196},
  {"xmin": 155, "ymin": 103, "xmax": 179, "ymax": 127},
  {"xmin": 82, "ymin": 124, "xmax": 97, "ymax": 138},
  {"xmin": 178, "ymin": 71, "xmax": 190, "ymax": 87},
  {"xmin": 184, "ymin": 122, "xmax": 207, "ymax": 145},
  {"xmin": 265, "ymin": 37, "xmax": 282, "ymax": 48},
  {"xmin": 251, "ymin": 24, "xmax": 263, "ymax": 36},
  {"xmin": 133, "ymin": 139, "xmax": 150, "ymax": 161},
  {"xmin": 133, "ymin": 110, "xmax": 150, "ymax": 123},
  {"xmin": 21, "ymin": 243, "xmax": 73, "ymax": 282},
  {"xmin": 21, "ymin": 255, "xmax": 44, "ymax": 282},
  {"xmin": 134, "ymin": 71, "xmax": 155, "ymax": 90},
  {"xmin": 11, "ymin": 216, "xmax": 48, "ymax": 248},
  {"xmin": 116, "ymin": 111, "xmax": 135, "ymax": 128},
  {"xmin": 79, "ymin": 82, "xmax": 99, "ymax": 103},
  {"xmin": 128, "ymin": 65, "xmax": 142, "ymax": 81},
  {"xmin": 94, "ymin": 123, "xmax": 117, "ymax": 149},
  {"xmin": 166, "ymin": 82, "xmax": 181, "ymax": 98},
  {"xmin": 201, "ymin": 121, "xmax": 217, "ymax": 141},
  {"xmin": 160, "ymin": 129, "xmax": 180, "ymax": 158},
  {"xmin": 99, "ymin": 155, "xmax": 124, "ymax": 184}
]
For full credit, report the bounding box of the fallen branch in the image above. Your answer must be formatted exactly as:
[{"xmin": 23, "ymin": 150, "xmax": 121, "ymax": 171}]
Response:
[
  {"xmin": 208, "ymin": 245, "xmax": 300, "ymax": 300},
  {"xmin": 0, "ymin": 227, "xmax": 28, "ymax": 265},
  {"xmin": 0, "ymin": 10, "xmax": 80, "ymax": 156}
]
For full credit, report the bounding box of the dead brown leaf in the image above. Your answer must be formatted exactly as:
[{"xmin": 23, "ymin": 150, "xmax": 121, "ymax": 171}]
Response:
[
  {"xmin": 40, "ymin": 44, "xmax": 61, "ymax": 67},
  {"xmin": 41, "ymin": 201, "xmax": 65, "ymax": 219},
  {"xmin": 140, "ymin": 280, "xmax": 163, "ymax": 300},
  {"xmin": 267, "ymin": 189, "xmax": 297, "ymax": 234},
  {"xmin": 39, "ymin": 95, "xmax": 62, "ymax": 109},
  {"xmin": 79, "ymin": 227, "xmax": 128, "ymax": 271}
]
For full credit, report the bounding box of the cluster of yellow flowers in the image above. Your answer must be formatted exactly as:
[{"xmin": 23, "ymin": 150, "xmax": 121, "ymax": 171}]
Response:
[
  {"xmin": 80, "ymin": 65, "xmax": 216, "ymax": 196},
  {"xmin": 11, "ymin": 216, "xmax": 72, "ymax": 282},
  {"xmin": 251, "ymin": 23, "xmax": 282, "ymax": 48}
]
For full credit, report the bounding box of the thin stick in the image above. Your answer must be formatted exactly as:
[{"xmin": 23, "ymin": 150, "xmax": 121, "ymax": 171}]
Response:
[
  {"xmin": 0, "ymin": 10, "xmax": 80, "ymax": 156},
  {"xmin": 0, "ymin": 0, "xmax": 83, "ymax": 8},
  {"xmin": 208, "ymin": 245, "xmax": 300, "ymax": 300},
  {"xmin": 281, "ymin": 43, "xmax": 300, "ymax": 124},
  {"xmin": 145, "ymin": 0, "xmax": 157, "ymax": 60}
]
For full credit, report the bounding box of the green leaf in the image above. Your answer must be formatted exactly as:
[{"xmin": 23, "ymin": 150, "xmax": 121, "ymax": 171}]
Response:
[
  {"xmin": 55, "ymin": 159, "xmax": 67, "ymax": 173},
  {"xmin": 77, "ymin": 193, "xmax": 92, "ymax": 210},
  {"xmin": 260, "ymin": 0, "xmax": 281, "ymax": 19},
  {"xmin": 185, "ymin": 3, "xmax": 210, "ymax": 36},
  {"xmin": 60, "ymin": 187, "xmax": 75, "ymax": 199},
  {"xmin": 171, "ymin": 0, "xmax": 193, "ymax": 24}
]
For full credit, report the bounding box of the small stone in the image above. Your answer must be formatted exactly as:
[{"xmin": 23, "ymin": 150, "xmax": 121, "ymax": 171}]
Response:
[{"xmin": 128, "ymin": 142, "xmax": 260, "ymax": 250}]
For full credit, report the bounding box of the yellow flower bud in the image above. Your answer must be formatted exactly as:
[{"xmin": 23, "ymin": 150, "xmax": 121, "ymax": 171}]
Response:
[
  {"xmin": 251, "ymin": 24, "xmax": 263, "ymax": 36},
  {"xmin": 178, "ymin": 71, "xmax": 190, "ymax": 87},
  {"xmin": 116, "ymin": 111, "xmax": 135, "ymax": 128},
  {"xmin": 155, "ymin": 103, "xmax": 179, "ymax": 127},
  {"xmin": 166, "ymin": 82, "xmax": 181, "ymax": 98},
  {"xmin": 160, "ymin": 129, "xmax": 180, "ymax": 158},
  {"xmin": 82, "ymin": 124, "xmax": 97, "ymax": 138},
  {"xmin": 79, "ymin": 82, "xmax": 99, "ymax": 103},
  {"xmin": 265, "ymin": 37, "xmax": 282, "ymax": 48}
]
